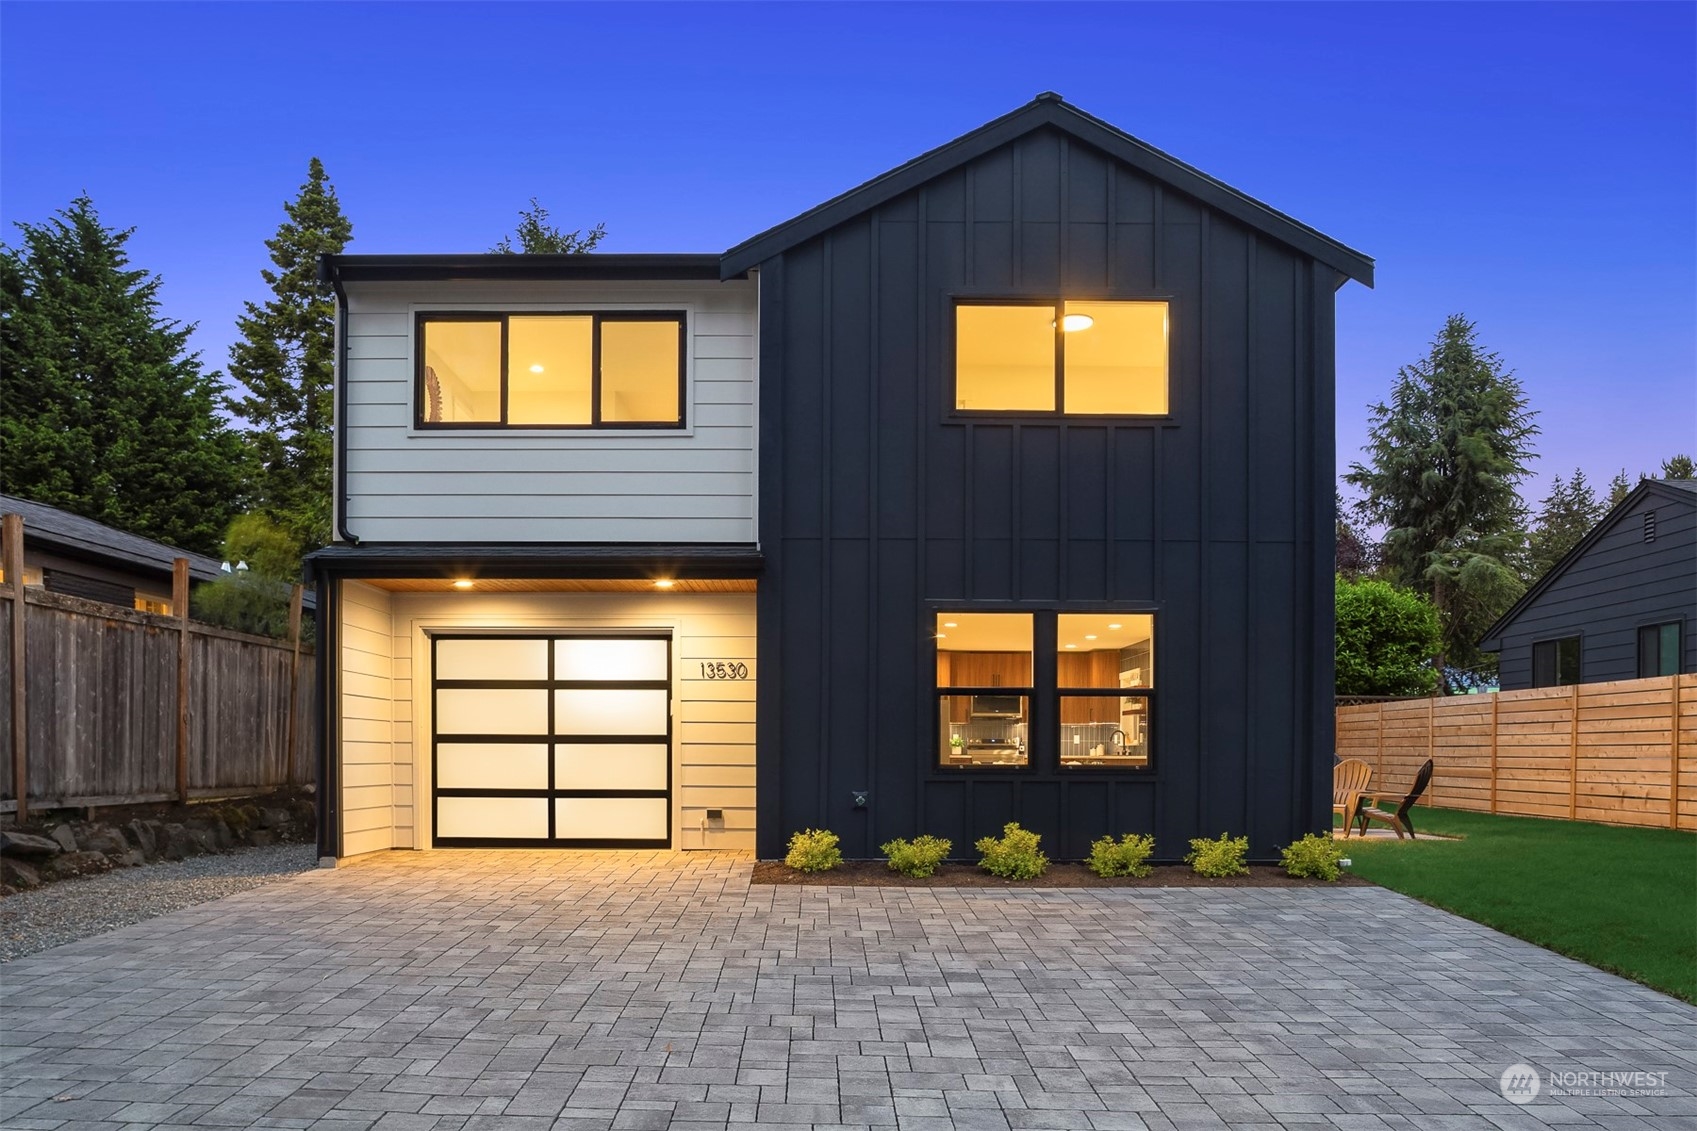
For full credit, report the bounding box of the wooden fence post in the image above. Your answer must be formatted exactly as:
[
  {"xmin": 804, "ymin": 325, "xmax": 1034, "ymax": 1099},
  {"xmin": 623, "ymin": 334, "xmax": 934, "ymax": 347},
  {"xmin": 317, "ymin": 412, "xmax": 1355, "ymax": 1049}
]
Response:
[
  {"xmin": 1568, "ymin": 682, "xmax": 1581, "ymax": 821},
  {"xmin": 1488, "ymin": 692, "xmax": 1499, "ymax": 815},
  {"xmin": 174, "ymin": 558, "xmax": 190, "ymax": 804},
  {"xmin": 1426, "ymin": 696, "xmax": 1436, "ymax": 807},
  {"xmin": 285, "ymin": 584, "xmax": 303, "ymax": 786},
  {"xmin": 3, "ymin": 513, "xmax": 26, "ymax": 823},
  {"xmin": 1376, "ymin": 701, "xmax": 1385, "ymax": 783},
  {"xmin": 1672, "ymin": 676, "xmax": 1683, "ymax": 831}
]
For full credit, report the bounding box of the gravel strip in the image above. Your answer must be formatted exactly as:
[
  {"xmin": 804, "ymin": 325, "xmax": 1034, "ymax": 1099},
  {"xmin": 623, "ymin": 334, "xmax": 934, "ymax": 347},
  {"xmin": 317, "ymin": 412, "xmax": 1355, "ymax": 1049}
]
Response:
[{"xmin": 0, "ymin": 843, "xmax": 317, "ymax": 962}]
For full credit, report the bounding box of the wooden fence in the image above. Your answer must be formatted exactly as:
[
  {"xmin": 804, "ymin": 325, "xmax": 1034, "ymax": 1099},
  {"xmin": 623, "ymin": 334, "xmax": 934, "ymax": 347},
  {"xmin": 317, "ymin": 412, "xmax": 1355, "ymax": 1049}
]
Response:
[
  {"xmin": 1335, "ymin": 674, "xmax": 1697, "ymax": 831},
  {"xmin": 0, "ymin": 584, "xmax": 316, "ymax": 816}
]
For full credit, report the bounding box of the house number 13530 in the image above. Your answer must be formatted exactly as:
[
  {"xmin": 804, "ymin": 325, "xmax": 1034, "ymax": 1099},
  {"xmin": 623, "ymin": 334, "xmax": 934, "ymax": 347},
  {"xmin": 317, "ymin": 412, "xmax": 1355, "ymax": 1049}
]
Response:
[{"xmin": 699, "ymin": 661, "xmax": 749, "ymax": 680}]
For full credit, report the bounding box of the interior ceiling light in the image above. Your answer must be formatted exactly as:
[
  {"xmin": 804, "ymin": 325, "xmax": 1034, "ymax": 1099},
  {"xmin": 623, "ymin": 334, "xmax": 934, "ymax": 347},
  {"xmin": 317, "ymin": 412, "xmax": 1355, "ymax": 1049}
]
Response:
[
  {"xmin": 942, "ymin": 621, "xmax": 958, "ymax": 628},
  {"xmin": 452, "ymin": 579, "xmax": 474, "ymax": 590},
  {"xmin": 1084, "ymin": 634, "xmax": 1098, "ymax": 640},
  {"xmin": 1059, "ymin": 313, "xmax": 1095, "ymax": 332},
  {"xmin": 529, "ymin": 363, "xmax": 545, "ymax": 373},
  {"xmin": 1107, "ymin": 623, "xmax": 1123, "ymax": 630},
  {"xmin": 1064, "ymin": 643, "xmax": 1078, "ymax": 649},
  {"xmin": 653, "ymin": 579, "xmax": 675, "ymax": 589}
]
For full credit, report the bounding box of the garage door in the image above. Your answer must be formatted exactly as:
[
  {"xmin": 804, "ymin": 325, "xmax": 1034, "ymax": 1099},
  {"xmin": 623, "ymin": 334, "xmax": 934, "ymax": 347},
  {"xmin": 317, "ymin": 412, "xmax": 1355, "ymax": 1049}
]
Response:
[{"xmin": 431, "ymin": 633, "xmax": 671, "ymax": 847}]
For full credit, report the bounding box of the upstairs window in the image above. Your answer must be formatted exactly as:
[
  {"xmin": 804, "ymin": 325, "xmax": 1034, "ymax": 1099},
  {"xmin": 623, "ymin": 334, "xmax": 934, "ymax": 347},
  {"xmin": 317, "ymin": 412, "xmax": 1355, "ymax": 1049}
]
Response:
[
  {"xmin": 1638, "ymin": 622, "xmax": 1682, "ymax": 678},
  {"xmin": 418, "ymin": 312, "xmax": 684, "ymax": 428},
  {"xmin": 1531, "ymin": 636, "xmax": 1581, "ymax": 688},
  {"xmin": 954, "ymin": 300, "xmax": 1168, "ymax": 415}
]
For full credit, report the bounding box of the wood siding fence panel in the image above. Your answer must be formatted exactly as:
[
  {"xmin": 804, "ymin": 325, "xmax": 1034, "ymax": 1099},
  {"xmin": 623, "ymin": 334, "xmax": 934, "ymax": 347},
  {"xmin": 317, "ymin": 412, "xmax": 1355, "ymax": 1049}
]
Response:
[
  {"xmin": 1334, "ymin": 674, "xmax": 1697, "ymax": 832},
  {"xmin": 1, "ymin": 588, "xmax": 315, "ymax": 810}
]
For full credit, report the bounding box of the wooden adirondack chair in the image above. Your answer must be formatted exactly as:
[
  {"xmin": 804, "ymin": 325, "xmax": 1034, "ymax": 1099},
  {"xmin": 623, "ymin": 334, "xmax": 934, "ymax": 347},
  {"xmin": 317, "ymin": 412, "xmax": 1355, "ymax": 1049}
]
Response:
[
  {"xmin": 1333, "ymin": 758, "xmax": 1373, "ymax": 837},
  {"xmin": 1355, "ymin": 758, "xmax": 1434, "ymax": 839}
]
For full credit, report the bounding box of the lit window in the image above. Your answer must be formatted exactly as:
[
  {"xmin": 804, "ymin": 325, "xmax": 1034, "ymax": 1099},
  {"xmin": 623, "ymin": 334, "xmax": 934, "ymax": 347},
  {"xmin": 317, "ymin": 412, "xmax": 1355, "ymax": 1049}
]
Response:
[
  {"xmin": 954, "ymin": 300, "xmax": 1168, "ymax": 414},
  {"xmin": 935, "ymin": 613, "xmax": 1033, "ymax": 768},
  {"xmin": 418, "ymin": 312, "xmax": 684, "ymax": 428},
  {"xmin": 1057, "ymin": 614, "xmax": 1154, "ymax": 769}
]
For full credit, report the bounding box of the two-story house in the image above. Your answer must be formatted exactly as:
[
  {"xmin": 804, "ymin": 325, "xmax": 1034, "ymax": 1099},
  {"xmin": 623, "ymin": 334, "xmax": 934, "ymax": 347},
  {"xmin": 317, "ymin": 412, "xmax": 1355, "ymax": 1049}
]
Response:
[{"xmin": 310, "ymin": 94, "xmax": 1373, "ymax": 861}]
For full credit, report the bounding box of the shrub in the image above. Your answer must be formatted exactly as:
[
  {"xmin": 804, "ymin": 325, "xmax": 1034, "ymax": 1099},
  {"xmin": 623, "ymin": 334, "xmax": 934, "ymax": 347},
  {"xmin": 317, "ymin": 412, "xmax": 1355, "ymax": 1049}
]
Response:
[
  {"xmin": 1335, "ymin": 576, "xmax": 1442, "ymax": 697},
  {"xmin": 974, "ymin": 822, "xmax": 1048, "ymax": 879},
  {"xmin": 1281, "ymin": 833, "xmax": 1346, "ymax": 881},
  {"xmin": 881, "ymin": 835, "xmax": 952, "ymax": 878},
  {"xmin": 1087, "ymin": 833, "xmax": 1156, "ymax": 878},
  {"xmin": 783, "ymin": 828, "xmax": 842, "ymax": 873},
  {"xmin": 1185, "ymin": 832, "xmax": 1250, "ymax": 877}
]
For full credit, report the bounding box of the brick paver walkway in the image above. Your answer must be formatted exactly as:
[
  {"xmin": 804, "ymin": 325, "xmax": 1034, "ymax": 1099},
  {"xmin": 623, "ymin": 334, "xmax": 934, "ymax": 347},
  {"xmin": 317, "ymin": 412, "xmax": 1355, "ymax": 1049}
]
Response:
[{"xmin": 2, "ymin": 851, "xmax": 1692, "ymax": 1130}]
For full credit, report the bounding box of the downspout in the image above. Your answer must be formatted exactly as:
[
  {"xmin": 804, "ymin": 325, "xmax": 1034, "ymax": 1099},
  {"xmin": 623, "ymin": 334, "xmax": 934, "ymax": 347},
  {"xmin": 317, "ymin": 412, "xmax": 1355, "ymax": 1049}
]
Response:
[{"xmin": 320, "ymin": 256, "xmax": 359, "ymax": 545}]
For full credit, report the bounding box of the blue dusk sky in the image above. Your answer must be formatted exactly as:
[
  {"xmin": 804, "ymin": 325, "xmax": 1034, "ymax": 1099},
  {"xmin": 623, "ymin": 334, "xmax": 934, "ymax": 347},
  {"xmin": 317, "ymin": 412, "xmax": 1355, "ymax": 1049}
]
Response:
[{"xmin": 3, "ymin": 1, "xmax": 1692, "ymax": 506}]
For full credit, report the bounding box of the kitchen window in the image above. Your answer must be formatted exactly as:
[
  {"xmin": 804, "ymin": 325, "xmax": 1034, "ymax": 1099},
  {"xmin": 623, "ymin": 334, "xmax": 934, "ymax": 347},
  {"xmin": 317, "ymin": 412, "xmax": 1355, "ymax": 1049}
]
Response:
[
  {"xmin": 1057, "ymin": 614, "xmax": 1154, "ymax": 769},
  {"xmin": 1638, "ymin": 621, "xmax": 1682, "ymax": 678},
  {"xmin": 953, "ymin": 299, "xmax": 1168, "ymax": 415},
  {"xmin": 1531, "ymin": 636, "xmax": 1581, "ymax": 687},
  {"xmin": 417, "ymin": 312, "xmax": 685, "ymax": 428},
  {"xmin": 936, "ymin": 613, "xmax": 1032, "ymax": 768}
]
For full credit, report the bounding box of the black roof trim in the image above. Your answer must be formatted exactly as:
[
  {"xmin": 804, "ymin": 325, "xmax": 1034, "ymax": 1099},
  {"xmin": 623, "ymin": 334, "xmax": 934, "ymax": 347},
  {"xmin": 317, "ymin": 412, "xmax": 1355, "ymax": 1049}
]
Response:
[
  {"xmin": 320, "ymin": 254, "xmax": 741, "ymax": 284},
  {"xmin": 306, "ymin": 542, "xmax": 762, "ymax": 581},
  {"xmin": 722, "ymin": 92, "xmax": 1374, "ymax": 286},
  {"xmin": 1477, "ymin": 479, "xmax": 1697, "ymax": 650}
]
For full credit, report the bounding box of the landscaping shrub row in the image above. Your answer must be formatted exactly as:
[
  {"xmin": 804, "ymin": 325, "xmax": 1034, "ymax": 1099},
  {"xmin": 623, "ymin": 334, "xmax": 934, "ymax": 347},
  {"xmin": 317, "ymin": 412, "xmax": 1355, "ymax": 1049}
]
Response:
[{"xmin": 784, "ymin": 824, "xmax": 1347, "ymax": 881}]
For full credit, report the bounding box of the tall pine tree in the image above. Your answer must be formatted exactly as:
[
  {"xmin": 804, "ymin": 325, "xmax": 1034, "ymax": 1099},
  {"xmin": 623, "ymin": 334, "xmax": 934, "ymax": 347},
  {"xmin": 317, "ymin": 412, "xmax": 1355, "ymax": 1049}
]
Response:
[
  {"xmin": 1346, "ymin": 314, "xmax": 1538, "ymax": 689},
  {"xmin": 1606, "ymin": 469, "xmax": 1633, "ymax": 507},
  {"xmin": 227, "ymin": 158, "xmax": 352, "ymax": 551},
  {"xmin": 0, "ymin": 197, "xmax": 249, "ymax": 554},
  {"xmin": 1528, "ymin": 469, "xmax": 1601, "ymax": 579}
]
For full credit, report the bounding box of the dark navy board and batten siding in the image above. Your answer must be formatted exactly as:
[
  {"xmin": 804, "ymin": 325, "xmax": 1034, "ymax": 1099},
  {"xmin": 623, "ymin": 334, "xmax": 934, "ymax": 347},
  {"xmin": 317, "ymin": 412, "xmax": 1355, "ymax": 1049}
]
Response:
[
  {"xmin": 1488, "ymin": 488, "xmax": 1697, "ymax": 690},
  {"xmin": 754, "ymin": 128, "xmax": 1339, "ymax": 860}
]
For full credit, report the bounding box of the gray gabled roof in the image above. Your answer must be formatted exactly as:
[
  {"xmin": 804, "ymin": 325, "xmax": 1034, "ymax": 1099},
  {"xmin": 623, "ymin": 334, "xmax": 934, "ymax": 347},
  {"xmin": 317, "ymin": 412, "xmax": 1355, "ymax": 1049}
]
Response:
[
  {"xmin": 1477, "ymin": 478, "xmax": 1697, "ymax": 650},
  {"xmin": 722, "ymin": 92, "xmax": 1375, "ymax": 285},
  {"xmin": 0, "ymin": 494, "xmax": 224, "ymax": 584}
]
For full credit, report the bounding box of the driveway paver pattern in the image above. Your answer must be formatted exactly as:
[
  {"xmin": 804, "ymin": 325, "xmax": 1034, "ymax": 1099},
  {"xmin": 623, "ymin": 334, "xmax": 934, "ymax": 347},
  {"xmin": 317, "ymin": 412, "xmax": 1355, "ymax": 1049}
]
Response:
[{"xmin": 1, "ymin": 850, "xmax": 1691, "ymax": 1131}]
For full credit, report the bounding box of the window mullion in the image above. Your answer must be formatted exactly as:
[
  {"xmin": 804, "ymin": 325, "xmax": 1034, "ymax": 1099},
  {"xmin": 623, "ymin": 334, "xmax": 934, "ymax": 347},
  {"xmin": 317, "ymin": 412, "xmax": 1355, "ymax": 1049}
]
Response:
[
  {"xmin": 591, "ymin": 314, "xmax": 603, "ymax": 427},
  {"xmin": 1054, "ymin": 299, "xmax": 1065, "ymax": 415},
  {"xmin": 499, "ymin": 316, "xmax": 510, "ymax": 425}
]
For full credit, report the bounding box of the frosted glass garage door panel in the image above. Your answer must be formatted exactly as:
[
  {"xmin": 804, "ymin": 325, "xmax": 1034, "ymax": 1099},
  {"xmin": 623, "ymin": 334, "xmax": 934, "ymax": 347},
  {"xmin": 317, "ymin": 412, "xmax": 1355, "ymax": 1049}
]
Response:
[
  {"xmin": 554, "ymin": 796, "xmax": 669, "ymax": 840},
  {"xmin": 437, "ymin": 796, "xmax": 548, "ymax": 839},
  {"xmin": 554, "ymin": 689, "xmax": 668, "ymax": 735},
  {"xmin": 437, "ymin": 743, "xmax": 548, "ymax": 790},
  {"xmin": 435, "ymin": 688, "xmax": 547, "ymax": 735},
  {"xmin": 435, "ymin": 638, "xmax": 548, "ymax": 681},
  {"xmin": 554, "ymin": 638, "xmax": 668, "ymax": 682},
  {"xmin": 555, "ymin": 744, "xmax": 668, "ymax": 791}
]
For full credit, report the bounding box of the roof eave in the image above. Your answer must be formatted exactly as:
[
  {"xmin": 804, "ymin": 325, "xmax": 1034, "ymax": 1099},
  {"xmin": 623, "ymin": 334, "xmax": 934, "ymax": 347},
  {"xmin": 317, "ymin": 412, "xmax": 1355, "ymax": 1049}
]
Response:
[
  {"xmin": 320, "ymin": 253, "xmax": 741, "ymax": 285},
  {"xmin": 722, "ymin": 94, "xmax": 1374, "ymax": 286}
]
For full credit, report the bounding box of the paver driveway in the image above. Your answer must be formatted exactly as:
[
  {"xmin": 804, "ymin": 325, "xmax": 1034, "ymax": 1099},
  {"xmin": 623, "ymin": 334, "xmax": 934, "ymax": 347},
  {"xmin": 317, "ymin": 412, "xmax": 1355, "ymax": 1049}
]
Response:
[{"xmin": 2, "ymin": 851, "xmax": 1692, "ymax": 1130}]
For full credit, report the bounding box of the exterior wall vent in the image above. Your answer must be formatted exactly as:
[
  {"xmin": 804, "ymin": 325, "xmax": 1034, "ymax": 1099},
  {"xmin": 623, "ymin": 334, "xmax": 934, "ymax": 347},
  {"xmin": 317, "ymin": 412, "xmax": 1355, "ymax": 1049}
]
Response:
[{"xmin": 1644, "ymin": 510, "xmax": 1657, "ymax": 543}]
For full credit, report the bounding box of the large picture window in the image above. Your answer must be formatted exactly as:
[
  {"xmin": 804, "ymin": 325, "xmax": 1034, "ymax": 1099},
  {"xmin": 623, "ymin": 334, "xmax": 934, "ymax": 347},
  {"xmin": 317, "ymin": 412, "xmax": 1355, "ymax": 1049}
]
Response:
[
  {"xmin": 934, "ymin": 611, "xmax": 1155, "ymax": 771},
  {"xmin": 418, "ymin": 311, "xmax": 685, "ymax": 428},
  {"xmin": 954, "ymin": 299, "xmax": 1168, "ymax": 415}
]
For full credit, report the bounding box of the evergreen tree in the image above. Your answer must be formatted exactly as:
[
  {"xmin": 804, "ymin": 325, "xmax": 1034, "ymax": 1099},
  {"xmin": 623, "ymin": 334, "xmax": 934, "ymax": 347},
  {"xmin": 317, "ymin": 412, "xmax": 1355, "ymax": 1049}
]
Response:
[
  {"xmin": 1528, "ymin": 469, "xmax": 1601, "ymax": 579},
  {"xmin": 1661, "ymin": 454, "xmax": 1695, "ymax": 480},
  {"xmin": 491, "ymin": 198, "xmax": 605, "ymax": 253},
  {"xmin": 0, "ymin": 197, "xmax": 248, "ymax": 554},
  {"xmin": 1335, "ymin": 490, "xmax": 1376, "ymax": 577},
  {"xmin": 226, "ymin": 158, "xmax": 352, "ymax": 551},
  {"xmin": 1606, "ymin": 469, "xmax": 1633, "ymax": 507},
  {"xmin": 1346, "ymin": 314, "xmax": 1537, "ymax": 690}
]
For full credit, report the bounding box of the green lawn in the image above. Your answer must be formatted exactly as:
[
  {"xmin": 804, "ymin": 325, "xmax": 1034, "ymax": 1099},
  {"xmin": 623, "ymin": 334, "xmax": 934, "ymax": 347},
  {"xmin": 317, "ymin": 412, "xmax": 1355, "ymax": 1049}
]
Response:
[{"xmin": 1336, "ymin": 807, "xmax": 1697, "ymax": 1004}]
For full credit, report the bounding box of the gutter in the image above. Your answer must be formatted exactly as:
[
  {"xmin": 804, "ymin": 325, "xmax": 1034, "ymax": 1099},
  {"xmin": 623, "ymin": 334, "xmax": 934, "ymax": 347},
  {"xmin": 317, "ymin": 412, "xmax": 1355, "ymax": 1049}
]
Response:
[{"xmin": 319, "ymin": 257, "xmax": 359, "ymax": 545}]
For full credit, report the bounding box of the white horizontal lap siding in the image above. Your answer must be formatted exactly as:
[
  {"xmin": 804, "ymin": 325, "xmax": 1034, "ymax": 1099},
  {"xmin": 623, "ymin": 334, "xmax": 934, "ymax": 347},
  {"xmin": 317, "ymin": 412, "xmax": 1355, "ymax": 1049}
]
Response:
[
  {"xmin": 339, "ymin": 581, "xmax": 395, "ymax": 857},
  {"xmin": 390, "ymin": 591, "xmax": 756, "ymax": 850},
  {"xmin": 340, "ymin": 279, "xmax": 758, "ymax": 544}
]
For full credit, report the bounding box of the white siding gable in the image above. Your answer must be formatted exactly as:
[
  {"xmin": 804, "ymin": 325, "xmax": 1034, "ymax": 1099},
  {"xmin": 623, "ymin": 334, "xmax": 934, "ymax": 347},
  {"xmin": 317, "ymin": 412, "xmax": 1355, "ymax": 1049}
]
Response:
[{"xmin": 339, "ymin": 278, "xmax": 756, "ymax": 544}]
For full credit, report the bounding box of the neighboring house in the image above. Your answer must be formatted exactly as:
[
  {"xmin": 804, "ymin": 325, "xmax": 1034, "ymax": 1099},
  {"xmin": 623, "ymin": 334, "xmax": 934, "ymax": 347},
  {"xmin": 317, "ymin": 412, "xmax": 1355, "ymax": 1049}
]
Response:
[
  {"xmin": 1480, "ymin": 479, "xmax": 1696, "ymax": 690},
  {"xmin": 310, "ymin": 93, "xmax": 1373, "ymax": 860},
  {"xmin": 0, "ymin": 493, "xmax": 223, "ymax": 613}
]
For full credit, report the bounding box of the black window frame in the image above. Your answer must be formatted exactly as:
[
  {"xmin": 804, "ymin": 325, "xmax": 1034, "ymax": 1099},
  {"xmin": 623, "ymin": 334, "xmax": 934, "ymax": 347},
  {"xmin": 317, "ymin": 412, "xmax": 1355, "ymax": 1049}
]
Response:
[
  {"xmin": 1531, "ymin": 635, "xmax": 1582, "ymax": 688},
  {"xmin": 1637, "ymin": 620, "xmax": 1683, "ymax": 679},
  {"xmin": 414, "ymin": 310, "xmax": 687, "ymax": 430},
  {"xmin": 931, "ymin": 607, "xmax": 1158, "ymax": 775},
  {"xmin": 948, "ymin": 295, "xmax": 1173, "ymax": 420}
]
